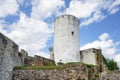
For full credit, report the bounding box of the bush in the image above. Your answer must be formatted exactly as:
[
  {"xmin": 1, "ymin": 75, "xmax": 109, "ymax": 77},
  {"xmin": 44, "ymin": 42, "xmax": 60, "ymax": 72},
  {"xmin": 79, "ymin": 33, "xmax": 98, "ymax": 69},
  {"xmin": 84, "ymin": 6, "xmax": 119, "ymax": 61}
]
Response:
[{"xmin": 102, "ymin": 55, "xmax": 119, "ymax": 71}]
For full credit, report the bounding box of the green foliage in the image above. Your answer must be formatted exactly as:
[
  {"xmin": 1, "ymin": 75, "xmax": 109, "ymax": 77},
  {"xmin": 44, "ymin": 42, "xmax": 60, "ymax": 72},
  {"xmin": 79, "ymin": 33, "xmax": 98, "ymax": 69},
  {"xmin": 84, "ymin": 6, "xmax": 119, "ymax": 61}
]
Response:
[
  {"xmin": 102, "ymin": 55, "xmax": 107, "ymax": 65},
  {"xmin": 66, "ymin": 62, "xmax": 82, "ymax": 65},
  {"xmin": 94, "ymin": 74, "xmax": 99, "ymax": 78},
  {"xmin": 14, "ymin": 66, "xmax": 26, "ymax": 69},
  {"xmin": 102, "ymin": 55, "xmax": 119, "ymax": 71},
  {"xmin": 49, "ymin": 47, "xmax": 53, "ymax": 52},
  {"xmin": 87, "ymin": 64, "xmax": 94, "ymax": 68},
  {"xmin": 14, "ymin": 65, "xmax": 65, "ymax": 70},
  {"xmin": 99, "ymin": 64, "xmax": 102, "ymax": 72},
  {"xmin": 45, "ymin": 62, "xmax": 56, "ymax": 66},
  {"xmin": 88, "ymin": 70, "xmax": 92, "ymax": 75},
  {"xmin": 18, "ymin": 52, "xmax": 23, "ymax": 57}
]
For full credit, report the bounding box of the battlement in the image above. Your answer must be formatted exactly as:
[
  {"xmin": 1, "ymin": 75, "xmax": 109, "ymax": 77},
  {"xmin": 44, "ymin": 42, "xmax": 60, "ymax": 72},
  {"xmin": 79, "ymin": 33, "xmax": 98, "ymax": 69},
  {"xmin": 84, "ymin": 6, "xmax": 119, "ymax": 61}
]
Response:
[{"xmin": 54, "ymin": 14, "xmax": 80, "ymax": 25}]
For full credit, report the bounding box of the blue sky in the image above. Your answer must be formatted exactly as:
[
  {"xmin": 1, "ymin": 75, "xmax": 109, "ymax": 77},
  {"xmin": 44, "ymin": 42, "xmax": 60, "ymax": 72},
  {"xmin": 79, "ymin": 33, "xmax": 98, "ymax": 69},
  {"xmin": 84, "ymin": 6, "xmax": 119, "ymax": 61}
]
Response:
[{"xmin": 0, "ymin": 0, "xmax": 120, "ymax": 66}]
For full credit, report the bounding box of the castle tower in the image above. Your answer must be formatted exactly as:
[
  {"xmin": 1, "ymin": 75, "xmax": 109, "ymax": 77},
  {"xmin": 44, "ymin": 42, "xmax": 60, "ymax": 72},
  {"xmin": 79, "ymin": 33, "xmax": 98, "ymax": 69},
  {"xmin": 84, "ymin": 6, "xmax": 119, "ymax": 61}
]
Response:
[{"xmin": 54, "ymin": 14, "xmax": 80, "ymax": 64}]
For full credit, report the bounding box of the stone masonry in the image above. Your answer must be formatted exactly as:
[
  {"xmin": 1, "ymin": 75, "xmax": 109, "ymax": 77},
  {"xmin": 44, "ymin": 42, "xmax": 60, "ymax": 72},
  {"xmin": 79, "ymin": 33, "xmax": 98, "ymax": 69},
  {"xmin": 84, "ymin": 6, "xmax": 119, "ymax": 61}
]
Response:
[
  {"xmin": 80, "ymin": 48, "xmax": 103, "ymax": 66},
  {"xmin": 0, "ymin": 32, "xmax": 54, "ymax": 80},
  {"xmin": 24, "ymin": 55, "xmax": 54, "ymax": 66},
  {"xmin": 0, "ymin": 33, "xmax": 22, "ymax": 80},
  {"xmin": 13, "ymin": 63, "xmax": 99, "ymax": 80},
  {"xmin": 100, "ymin": 71, "xmax": 120, "ymax": 80}
]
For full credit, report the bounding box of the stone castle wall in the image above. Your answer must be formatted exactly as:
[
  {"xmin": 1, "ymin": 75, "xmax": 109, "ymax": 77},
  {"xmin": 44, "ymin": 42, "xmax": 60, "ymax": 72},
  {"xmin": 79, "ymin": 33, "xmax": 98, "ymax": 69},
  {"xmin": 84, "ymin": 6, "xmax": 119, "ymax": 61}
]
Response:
[
  {"xmin": 0, "ymin": 32, "xmax": 119, "ymax": 80},
  {"xmin": 100, "ymin": 71, "xmax": 120, "ymax": 80},
  {"xmin": 80, "ymin": 48, "xmax": 103, "ymax": 66},
  {"xmin": 0, "ymin": 32, "xmax": 54, "ymax": 80},
  {"xmin": 50, "ymin": 50, "xmax": 54, "ymax": 60},
  {"xmin": 0, "ymin": 33, "xmax": 22, "ymax": 80},
  {"xmin": 24, "ymin": 55, "xmax": 54, "ymax": 66},
  {"xmin": 50, "ymin": 48, "xmax": 103, "ymax": 66},
  {"xmin": 13, "ymin": 63, "xmax": 99, "ymax": 80}
]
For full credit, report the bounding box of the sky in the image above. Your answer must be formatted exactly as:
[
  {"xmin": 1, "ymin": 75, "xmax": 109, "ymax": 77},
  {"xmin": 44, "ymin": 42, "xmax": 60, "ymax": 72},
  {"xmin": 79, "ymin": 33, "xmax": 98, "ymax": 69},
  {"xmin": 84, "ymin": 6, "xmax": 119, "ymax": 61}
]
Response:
[{"xmin": 0, "ymin": 0, "xmax": 120, "ymax": 66}]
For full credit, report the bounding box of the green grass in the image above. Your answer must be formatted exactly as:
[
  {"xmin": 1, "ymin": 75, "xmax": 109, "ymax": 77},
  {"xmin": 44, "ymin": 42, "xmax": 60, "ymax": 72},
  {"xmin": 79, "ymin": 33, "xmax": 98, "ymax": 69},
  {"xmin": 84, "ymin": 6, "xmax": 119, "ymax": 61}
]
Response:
[
  {"xmin": 66, "ymin": 62, "xmax": 96, "ymax": 67},
  {"xmin": 86, "ymin": 64, "xmax": 97, "ymax": 68},
  {"xmin": 14, "ymin": 65, "xmax": 65, "ymax": 70},
  {"xmin": 44, "ymin": 62, "xmax": 56, "ymax": 66},
  {"xmin": 66, "ymin": 62, "xmax": 82, "ymax": 65}
]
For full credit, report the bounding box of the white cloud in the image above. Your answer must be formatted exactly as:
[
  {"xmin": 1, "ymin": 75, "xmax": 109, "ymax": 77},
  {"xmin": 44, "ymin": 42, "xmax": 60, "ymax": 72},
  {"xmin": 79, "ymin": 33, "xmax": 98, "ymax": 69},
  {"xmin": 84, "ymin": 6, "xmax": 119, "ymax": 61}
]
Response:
[
  {"xmin": 80, "ymin": 33, "xmax": 115, "ymax": 59},
  {"xmin": 65, "ymin": 0, "xmax": 113, "ymax": 18},
  {"xmin": 0, "ymin": 0, "xmax": 19, "ymax": 17},
  {"xmin": 0, "ymin": 20, "xmax": 10, "ymax": 34},
  {"xmin": 114, "ymin": 54, "xmax": 120, "ymax": 67},
  {"xmin": 65, "ymin": 0, "xmax": 120, "ymax": 27},
  {"xmin": 65, "ymin": 0, "xmax": 98, "ymax": 18},
  {"xmin": 31, "ymin": 0, "xmax": 65, "ymax": 19},
  {"xmin": 17, "ymin": 0, "xmax": 32, "ymax": 8},
  {"xmin": 1, "ymin": 12, "xmax": 53, "ymax": 58},
  {"xmin": 80, "ymin": 11, "xmax": 105, "ymax": 26},
  {"xmin": 116, "ymin": 42, "xmax": 120, "ymax": 46},
  {"xmin": 17, "ymin": 0, "xmax": 24, "ymax": 5},
  {"xmin": 0, "ymin": 26, "xmax": 8, "ymax": 35},
  {"xmin": 110, "ymin": 7, "xmax": 119, "ymax": 14},
  {"xmin": 99, "ymin": 33, "xmax": 109, "ymax": 41},
  {"xmin": 108, "ymin": 0, "xmax": 120, "ymax": 14},
  {"xmin": 0, "ymin": 0, "xmax": 65, "ymax": 58}
]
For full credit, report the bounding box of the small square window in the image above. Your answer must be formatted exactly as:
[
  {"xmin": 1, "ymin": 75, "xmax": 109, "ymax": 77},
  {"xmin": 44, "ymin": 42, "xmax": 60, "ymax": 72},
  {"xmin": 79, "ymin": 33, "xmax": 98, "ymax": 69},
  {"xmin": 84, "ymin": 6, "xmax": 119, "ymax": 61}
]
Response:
[
  {"xmin": 71, "ymin": 31, "xmax": 74, "ymax": 35},
  {"xmin": 59, "ymin": 60, "xmax": 62, "ymax": 62}
]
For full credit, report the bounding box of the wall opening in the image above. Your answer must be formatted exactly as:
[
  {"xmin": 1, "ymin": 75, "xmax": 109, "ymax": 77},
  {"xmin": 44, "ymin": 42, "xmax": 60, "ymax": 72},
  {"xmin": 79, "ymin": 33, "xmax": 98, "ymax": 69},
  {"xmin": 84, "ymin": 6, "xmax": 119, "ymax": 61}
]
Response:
[{"xmin": 71, "ymin": 31, "xmax": 74, "ymax": 35}]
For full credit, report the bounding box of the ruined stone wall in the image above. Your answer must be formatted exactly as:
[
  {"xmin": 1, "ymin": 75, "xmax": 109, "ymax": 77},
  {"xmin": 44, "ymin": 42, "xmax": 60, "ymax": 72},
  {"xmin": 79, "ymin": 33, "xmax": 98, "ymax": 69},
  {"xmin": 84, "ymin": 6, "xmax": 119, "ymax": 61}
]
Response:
[
  {"xmin": 19, "ymin": 49, "xmax": 28, "ymax": 65},
  {"xmin": 0, "ymin": 32, "xmax": 55, "ymax": 80},
  {"xmin": 24, "ymin": 55, "xmax": 55, "ymax": 66},
  {"xmin": 13, "ymin": 63, "xmax": 99, "ymax": 80},
  {"xmin": 80, "ymin": 48, "xmax": 103, "ymax": 66},
  {"xmin": 0, "ymin": 33, "xmax": 22, "ymax": 80},
  {"xmin": 50, "ymin": 50, "xmax": 54, "ymax": 60}
]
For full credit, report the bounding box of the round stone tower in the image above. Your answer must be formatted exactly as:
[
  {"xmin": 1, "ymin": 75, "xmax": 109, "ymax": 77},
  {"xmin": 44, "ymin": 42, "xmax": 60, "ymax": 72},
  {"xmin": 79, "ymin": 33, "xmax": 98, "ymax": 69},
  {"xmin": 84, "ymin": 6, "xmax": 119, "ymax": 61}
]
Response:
[{"xmin": 54, "ymin": 14, "xmax": 80, "ymax": 64}]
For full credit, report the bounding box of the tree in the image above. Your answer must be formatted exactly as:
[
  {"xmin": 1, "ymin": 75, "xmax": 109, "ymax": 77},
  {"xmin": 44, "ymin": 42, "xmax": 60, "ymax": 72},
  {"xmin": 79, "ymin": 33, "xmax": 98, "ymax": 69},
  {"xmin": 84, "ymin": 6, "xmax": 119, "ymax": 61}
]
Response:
[
  {"xmin": 49, "ymin": 47, "xmax": 53, "ymax": 52},
  {"xmin": 102, "ymin": 55, "xmax": 119, "ymax": 71},
  {"xmin": 107, "ymin": 59, "xmax": 119, "ymax": 70}
]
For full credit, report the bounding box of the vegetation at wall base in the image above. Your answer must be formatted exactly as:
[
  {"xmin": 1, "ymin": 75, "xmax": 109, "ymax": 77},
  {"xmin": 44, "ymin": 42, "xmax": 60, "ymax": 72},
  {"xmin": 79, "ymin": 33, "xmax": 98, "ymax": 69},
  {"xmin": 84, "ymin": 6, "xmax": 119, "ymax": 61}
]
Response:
[
  {"xmin": 14, "ymin": 65, "xmax": 65, "ymax": 70},
  {"xmin": 49, "ymin": 47, "xmax": 53, "ymax": 52},
  {"xmin": 94, "ymin": 74, "xmax": 99, "ymax": 78},
  {"xmin": 66, "ymin": 62, "xmax": 82, "ymax": 65},
  {"xmin": 87, "ymin": 64, "xmax": 95, "ymax": 68},
  {"xmin": 99, "ymin": 64, "xmax": 103, "ymax": 72}
]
